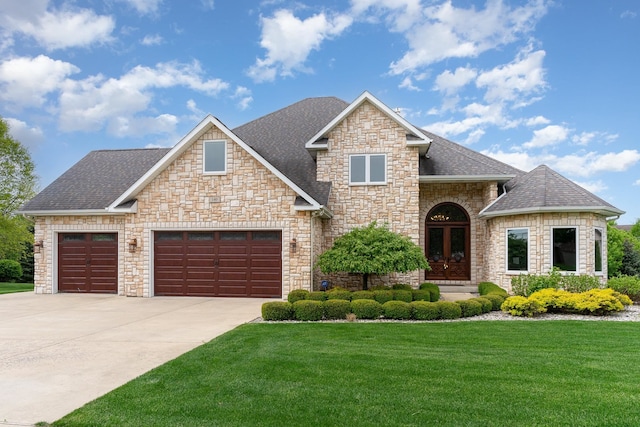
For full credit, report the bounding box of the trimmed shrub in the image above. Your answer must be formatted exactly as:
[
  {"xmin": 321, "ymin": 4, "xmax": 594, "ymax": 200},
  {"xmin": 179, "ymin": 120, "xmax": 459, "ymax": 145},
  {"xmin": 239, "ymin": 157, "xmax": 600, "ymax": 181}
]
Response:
[
  {"xmin": 373, "ymin": 290, "xmax": 394, "ymax": 305},
  {"xmin": 369, "ymin": 284, "xmax": 391, "ymax": 291},
  {"xmin": 511, "ymin": 269, "xmax": 562, "ymax": 296},
  {"xmin": 472, "ymin": 297, "xmax": 493, "ymax": 314},
  {"xmin": 436, "ymin": 301, "xmax": 462, "ymax": 319},
  {"xmin": 292, "ymin": 300, "xmax": 324, "ymax": 321},
  {"xmin": 410, "ymin": 301, "xmax": 440, "ymax": 320},
  {"xmin": 308, "ymin": 291, "xmax": 328, "ymax": 301},
  {"xmin": 287, "ymin": 289, "xmax": 309, "ymax": 303},
  {"xmin": 352, "ymin": 290, "xmax": 375, "ymax": 300},
  {"xmin": 573, "ymin": 289, "xmax": 629, "ymax": 316},
  {"xmin": 561, "ymin": 274, "xmax": 602, "ymax": 293},
  {"xmin": 501, "ymin": 296, "xmax": 546, "ymax": 317},
  {"xmin": 608, "ymin": 275, "xmax": 640, "ymax": 302},
  {"xmin": 411, "ymin": 289, "xmax": 431, "ymax": 302},
  {"xmin": 456, "ymin": 299, "xmax": 483, "ymax": 318},
  {"xmin": 392, "ymin": 283, "xmax": 413, "ymax": 291},
  {"xmin": 350, "ymin": 299, "xmax": 383, "ymax": 320},
  {"xmin": 478, "ymin": 282, "xmax": 508, "ymax": 297},
  {"xmin": 420, "ymin": 282, "xmax": 440, "ymax": 301},
  {"xmin": 261, "ymin": 302, "xmax": 293, "ymax": 321},
  {"xmin": 482, "ymin": 294, "xmax": 505, "ymax": 311},
  {"xmin": 0, "ymin": 259, "xmax": 22, "ymax": 282},
  {"xmin": 326, "ymin": 289, "xmax": 352, "ymax": 301},
  {"xmin": 382, "ymin": 300, "xmax": 412, "ymax": 320},
  {"xmin": 393, "ymin": 290, "xmax": 413, "ymax": 303},
  {"xmin": 323, "ymin": 299, "xmax": 351, "ymax": 320}
]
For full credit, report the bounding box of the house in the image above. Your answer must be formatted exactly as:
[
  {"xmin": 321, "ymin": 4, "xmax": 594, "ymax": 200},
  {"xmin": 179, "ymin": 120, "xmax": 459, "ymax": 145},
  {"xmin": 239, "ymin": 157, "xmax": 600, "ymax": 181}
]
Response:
[{"xmin": 19, "ymin": 91, "xmax": 623, "ymax": 298}]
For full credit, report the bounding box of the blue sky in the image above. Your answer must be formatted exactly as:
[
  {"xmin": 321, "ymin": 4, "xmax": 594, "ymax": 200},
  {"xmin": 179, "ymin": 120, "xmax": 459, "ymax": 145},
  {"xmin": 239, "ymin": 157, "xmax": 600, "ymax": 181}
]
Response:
[{"xmin": 1, "ymin": 0, "xmax": 639, "ymax": 223}]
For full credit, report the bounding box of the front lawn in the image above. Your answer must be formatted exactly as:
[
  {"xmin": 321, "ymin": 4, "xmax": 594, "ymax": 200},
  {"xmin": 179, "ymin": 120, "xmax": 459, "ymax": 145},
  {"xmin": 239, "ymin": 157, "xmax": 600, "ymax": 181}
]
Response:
[
  {"xmin": 53, "ymin": 322, "xmax": 640, "ymax": 426},
  {"xmin": 0, "ymin": 282, "xmax": 33, "ymax": 294}
]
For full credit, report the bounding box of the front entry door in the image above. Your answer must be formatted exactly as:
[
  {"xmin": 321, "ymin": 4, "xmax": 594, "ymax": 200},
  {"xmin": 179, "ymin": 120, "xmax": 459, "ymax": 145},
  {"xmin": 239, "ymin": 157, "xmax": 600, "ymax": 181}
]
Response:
[{"xmin": 425, "ymin": 204, "xmax": 470, "ymax": 281}]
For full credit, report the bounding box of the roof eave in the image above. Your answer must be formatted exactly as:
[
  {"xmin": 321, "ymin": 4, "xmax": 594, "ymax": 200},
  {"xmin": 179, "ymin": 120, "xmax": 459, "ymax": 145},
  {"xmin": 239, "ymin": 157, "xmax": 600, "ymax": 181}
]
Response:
[
  {"xmin": 478, "ymin": 206, "xmax": 625, "ymax": 219},
  {"xmin": 420, "ymin": 175, "xmax": 516, "ymax": 183},
  {"xmin": 17, "ymin": 208, "xmax": 129, "ymax": 217},
  {"xmin": 294, "ymin": 204, "xmax": 334, "ymax": 219}
]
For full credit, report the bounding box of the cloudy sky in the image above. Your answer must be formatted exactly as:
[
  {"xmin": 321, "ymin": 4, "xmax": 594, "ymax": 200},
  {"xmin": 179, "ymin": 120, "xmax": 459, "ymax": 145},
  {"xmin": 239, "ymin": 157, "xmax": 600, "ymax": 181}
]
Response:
[{"xmin": 1, "ymin": 0, "xmax": 639, "ymax": 222}]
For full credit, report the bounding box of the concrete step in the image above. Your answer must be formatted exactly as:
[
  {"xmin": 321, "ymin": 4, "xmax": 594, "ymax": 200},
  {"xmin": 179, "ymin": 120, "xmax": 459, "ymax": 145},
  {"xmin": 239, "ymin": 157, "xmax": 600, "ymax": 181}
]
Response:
[{"xmin": 438, "ymin": 285, "xmax": 478, "ymax": 294}]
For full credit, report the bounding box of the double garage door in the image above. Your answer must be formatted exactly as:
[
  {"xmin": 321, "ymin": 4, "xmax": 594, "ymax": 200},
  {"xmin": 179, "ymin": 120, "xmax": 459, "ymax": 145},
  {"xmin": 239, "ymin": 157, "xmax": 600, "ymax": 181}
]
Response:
[
  {"xmin": 57, "ymin": 231, "xmax": 282, "ymax": 297},
  {"xmin": 154, "ymin": 230, "xmax": 282, "ymax": 298}
]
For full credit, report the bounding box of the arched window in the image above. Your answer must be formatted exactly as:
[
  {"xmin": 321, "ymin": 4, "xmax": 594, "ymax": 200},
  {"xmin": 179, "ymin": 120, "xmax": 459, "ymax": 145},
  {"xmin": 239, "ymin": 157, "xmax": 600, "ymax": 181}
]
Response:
[{"xmin": 425, "ymin": 203, "xmax": 470, "ymax": 281}]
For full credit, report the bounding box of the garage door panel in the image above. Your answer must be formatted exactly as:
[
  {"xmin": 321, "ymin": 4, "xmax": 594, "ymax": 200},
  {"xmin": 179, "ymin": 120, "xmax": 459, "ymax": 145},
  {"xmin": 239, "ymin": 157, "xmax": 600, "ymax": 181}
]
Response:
[
  {"xmin": 58, "ymin": 233, "xmax": 117, "ymax": 294},
  {"xmin": 154, "ymin": 230, "xmax": 281, "ymax": 297}
]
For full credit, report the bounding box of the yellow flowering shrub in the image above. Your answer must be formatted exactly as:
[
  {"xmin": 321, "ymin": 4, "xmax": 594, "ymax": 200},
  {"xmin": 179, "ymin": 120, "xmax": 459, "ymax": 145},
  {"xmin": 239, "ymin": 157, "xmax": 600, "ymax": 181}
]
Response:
[
  {"xmin": 501, "ymin": 296, "xmax": 546, "ymax": 317},
  {"xmin": 507, "ymin": 288, "xmax": 632, "ymax": 317}
]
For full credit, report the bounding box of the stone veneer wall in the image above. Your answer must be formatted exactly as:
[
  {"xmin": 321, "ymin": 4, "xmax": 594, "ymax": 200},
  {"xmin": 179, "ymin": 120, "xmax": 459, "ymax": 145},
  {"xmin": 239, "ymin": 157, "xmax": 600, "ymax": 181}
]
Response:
[
  {"xmin": 34, "ymin": 123, "xmax": 314, "ymax": 298},
  {"xmin": 419, "ymin": 182, "xmax": 498, "ymax": 286},
  {"xmin": 313, "ymin": 101, "xmax": 421, "ymax": 289},
  {"xmin": 485, "ymin": 212, "xmax": 608, "ymax": 292}
]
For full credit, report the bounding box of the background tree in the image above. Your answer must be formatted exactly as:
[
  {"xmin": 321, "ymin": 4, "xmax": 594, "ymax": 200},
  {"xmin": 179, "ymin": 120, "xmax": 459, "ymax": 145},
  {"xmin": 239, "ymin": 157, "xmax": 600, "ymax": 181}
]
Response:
[
  {"xmin": 0, "ymin": 117, "xmax": 37, "ymax": 281},
  {"xmin": 607, "ymin": 221, "xmax": 640, "ymax": 278},
  {"xmin": 314, "ymin": 222, "xmax": 429, "ymax": 290}
]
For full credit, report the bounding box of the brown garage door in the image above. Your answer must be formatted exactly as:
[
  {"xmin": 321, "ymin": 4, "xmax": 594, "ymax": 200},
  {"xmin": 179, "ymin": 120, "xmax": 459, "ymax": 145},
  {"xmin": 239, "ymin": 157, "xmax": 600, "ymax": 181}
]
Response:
[
  {"xmin": 154, "ymin": 230, "xmax": 282, "ymax": 297},
  {"xmin": 58, "ymin": 233, "xmax": 118, "ymax": 294}
]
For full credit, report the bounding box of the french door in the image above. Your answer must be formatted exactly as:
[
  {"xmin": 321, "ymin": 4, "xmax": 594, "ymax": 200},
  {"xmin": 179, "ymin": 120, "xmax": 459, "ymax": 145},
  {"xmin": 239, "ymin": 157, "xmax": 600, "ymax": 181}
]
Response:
[{"xmin": 425, "ymin": 203, "xmax": 470, "ymax": 281}]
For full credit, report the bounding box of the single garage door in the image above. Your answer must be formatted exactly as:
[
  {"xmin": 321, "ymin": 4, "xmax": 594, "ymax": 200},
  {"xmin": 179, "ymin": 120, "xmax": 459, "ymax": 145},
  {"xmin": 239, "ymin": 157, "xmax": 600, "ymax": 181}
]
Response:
[
  {"xmin": 58, "ymin": 233, "xmax": 118, "ymax": 293},
  {"xmin": 154, "ymin": 230, "xmax": 282, "ymax": 297}
]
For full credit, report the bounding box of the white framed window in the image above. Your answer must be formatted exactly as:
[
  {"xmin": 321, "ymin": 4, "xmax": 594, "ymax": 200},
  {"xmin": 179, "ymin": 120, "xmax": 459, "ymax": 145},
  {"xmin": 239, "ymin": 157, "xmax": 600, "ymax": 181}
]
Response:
[
  {"xmin": 594, "ymin": 227, "xmax": 603, "ymax": 274},
  {"xmin": 506, "ymin": 228, "xmax": 529, "ymax": 272},
  {"xmin": 552, "ymin": 227, "xmax": 578, "ymax": 272},
  {"xmin": 203, "ymin": 140, "xmax": 226, "ymax": 174},
  {"xmin": 349, "ymin": 154, "xmax": 386, "ymax": 185}
]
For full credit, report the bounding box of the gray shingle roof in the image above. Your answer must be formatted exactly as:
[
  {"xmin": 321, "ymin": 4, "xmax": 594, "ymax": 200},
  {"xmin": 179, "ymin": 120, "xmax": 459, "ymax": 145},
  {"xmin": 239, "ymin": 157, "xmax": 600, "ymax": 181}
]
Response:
[
  {"xmin": 21, "ymin": 148, "xmax": 170, "ymax": 211},
  {"xmin": 482, "ymin": 165, "xmax": 623, "ymax": 216},
  {"xmin": 420, "ymin": 130, "xmax": 523, "ymax": 178},
  {"xmin": 232, "ymin": 96, "xmax": 349, "ymax": 205}
]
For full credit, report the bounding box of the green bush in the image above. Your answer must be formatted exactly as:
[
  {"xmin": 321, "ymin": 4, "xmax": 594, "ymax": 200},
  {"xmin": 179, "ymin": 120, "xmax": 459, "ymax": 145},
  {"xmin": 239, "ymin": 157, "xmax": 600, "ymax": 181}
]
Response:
[
  {"xmin": 478, "ymin": 282, "xmax": 507, "ymax": 297},
  {"xmin": 261, "ymin": 302, "xmax": 293, "ymax": 321},
  {"xmin": 369, "ymin": 284, "xmax": 391, "ymax": 291},
  {"xmin": 352, "ymin": 290, "xmax": 375, "ymax": 300},
  {"xmin": 608, "ymin": 275, "xmax": 640, "ymax": 302},
  {"xmin": 482, "ymin": 294, "xmax": 505, "ymax": 311},
  {"xmin": 561, "ymin": 274, "xmax": 603, "ymax": 293},
  {"xmin": 287, "ymin": 289, "xmax": 309, "ymax": 303},
  {"xmin": 511, "ymin": 269, "xmax": 602, "ymax": 296},
  {"xmin": 410, "ymin": 301, "xmax": 440, "ymax": 320},
  {"xmin": 501, "ymin": 296, "xmax": 546, "ymax": 317},
  {"xmin": 373, "ymin": 290, "xmax": 394, "ymax": 304},
  {"xmin": 0, "ymin": 259, "xmax": 22, "ymax": 282},
  {"xmin": 419, "ymin": 282, "xmax": 440, "ymax": 301},
  {"xmin": 456, "ymin": 299, "xmax": 483, "ymax": 318},
  {"xmin": 528, "ymin": 288, "xmax": 632, "ymax": 316},
  {"xmin": 382, "ymin": 300, "xmax": 411, "ymax": 320},
  {"xmin": 411, "ymin": 289, "xmax": 431, "ymax": 302},
  {"xmin": 292, "ymin": 300, "xmax": 324, "ymax": 321},
  {"xmin": 323, "ymin": 299, "xmax": 351, "ymax": 320},
  {"xmin": 471, "ymin": 297, "xmax": 493, "ymax": 314},
  {"xmin": 308, "ymin": 291, "xmax": 328, "ymax": 301},
  {"xmin": 350, "ymin": 299, "xmax": 383, "ymax": 320},
  {"xmin": 392, "ymin": 283, "xmax": 413, "ymax": 291},
  {"xmin": 393, "ymin": 290, "xmax": 413, "ymax": 303},
  {"xmin": 326, "ymin": 289, "xmax": 352, "ymax": 301},
  {"xmin": 436, "ymin": 301, "xmax": 462, "ymax": 319}
]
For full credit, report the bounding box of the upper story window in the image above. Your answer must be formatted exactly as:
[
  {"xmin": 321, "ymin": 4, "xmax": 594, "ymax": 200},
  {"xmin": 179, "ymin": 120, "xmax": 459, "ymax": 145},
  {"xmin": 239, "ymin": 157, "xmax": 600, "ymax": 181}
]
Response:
[
  {"xmin": 594, "ymin": 228, "xmax": 603, "ymax": 274},
  {"xmin": 507, "ymin": 228, "xmax": 529, "ymax": 272},
  {"xmin": 203, "ymin": 140, "xmax": 226, "ymax": 174},
  {"xmin": 349, "ymin": 154, "xmax": 386, "ymax": 185},
  {"xmin": 552, "ymin": 227, "xmax": 577, "ymax": 272}
]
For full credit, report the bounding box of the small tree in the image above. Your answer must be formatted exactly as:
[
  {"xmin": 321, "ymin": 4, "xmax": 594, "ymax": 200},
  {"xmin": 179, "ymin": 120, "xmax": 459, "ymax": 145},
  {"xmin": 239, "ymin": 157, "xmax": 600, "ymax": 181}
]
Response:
[
  {"xmin": 620, "ymin": 239, "xmax": 640, "ymax": 277},
  {"xmin": 314, "ymin": 222, "xmax": 429, "ymax": 290}
]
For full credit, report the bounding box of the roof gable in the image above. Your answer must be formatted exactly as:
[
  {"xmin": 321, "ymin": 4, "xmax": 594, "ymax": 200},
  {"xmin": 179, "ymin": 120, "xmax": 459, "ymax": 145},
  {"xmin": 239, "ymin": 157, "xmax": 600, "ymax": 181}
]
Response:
[{"xmin": 480, "ymin": 165, "xmax": 624, "ymax": 218}]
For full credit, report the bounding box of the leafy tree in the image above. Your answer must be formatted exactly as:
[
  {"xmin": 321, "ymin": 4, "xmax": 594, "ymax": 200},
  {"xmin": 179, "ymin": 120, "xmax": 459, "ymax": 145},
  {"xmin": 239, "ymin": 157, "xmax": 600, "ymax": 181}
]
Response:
[
  {"xmin": 630, "ymin": 219, "xmax": 640, "ymax": 240},
  {"xmin": 314, "ymin": 222, "xmax": 430, "ymax": 290},
  {"xmin": 607, "ymin": 222, "xmax": 640, "ymax": 278},
  {"xmin": 0, "ymin": 117, "xmax": 37, "ymax": 216},
  {"xmin": 620, "ymin": 239, "xmax": 640, "ymax": 277}
]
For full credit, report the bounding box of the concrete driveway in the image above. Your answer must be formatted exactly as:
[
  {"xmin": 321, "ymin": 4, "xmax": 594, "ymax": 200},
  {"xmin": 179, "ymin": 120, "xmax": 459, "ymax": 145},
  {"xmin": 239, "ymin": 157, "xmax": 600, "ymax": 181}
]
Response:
[{"xmin": 0, "ymin": 292, "xmax": 268, "ymax": 426}]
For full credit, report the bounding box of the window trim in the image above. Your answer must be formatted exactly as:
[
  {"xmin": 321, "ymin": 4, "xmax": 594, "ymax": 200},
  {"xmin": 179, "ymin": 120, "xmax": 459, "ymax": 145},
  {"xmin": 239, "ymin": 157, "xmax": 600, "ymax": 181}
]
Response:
[
  {"xmin": 349, "ymin": 153, "xmax": 387, "ymax": 185},
  {"xmin": 506, "ymin": 227, "xmax": 529, "ymax": 273},
  {"xmin": 551, "ymin": 226, "xmax": 579, "ymax": 273},
  {"xmin": 203, "ymin": 140, "xmax": 227, "ymax": 174},
  {"xmin": 594, "ymin": 227, "xmax": 604, "ymax": 275}
]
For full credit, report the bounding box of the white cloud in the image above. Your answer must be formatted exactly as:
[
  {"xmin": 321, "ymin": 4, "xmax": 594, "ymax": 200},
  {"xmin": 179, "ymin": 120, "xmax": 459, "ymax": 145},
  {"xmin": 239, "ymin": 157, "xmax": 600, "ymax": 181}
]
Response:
[
  {"xmin": 525, "ymin": 116, "xmax": 550, "ymax": 126},
  {"xmin": 382, "ymin": 0, "xmax": 549, "ymax": 75},
  {"xmin": 399, "ymin": 76, "xmax": 420, "ymax": 91},
  {"xmin": 141, "ymin": 34, "xmax": 163, "ymax": 46},
  {"xmin": 572, "ymin": 179, "xmax": 607, "ymax": 194},
  {"xmin": 247, "ymin": 9, "xmax": 352, "ymax": 82},
  {"xmin": 621, "ymin": 10, "xmax": 637, "ymax": 19},
  {"xmin": 634, "ymin": 180, "xmax": 640, "ymax": 186},
  {"xmin": 481, "ymin": 147, "xmax": 543, "ymax": 172},
  {"xmin": 4, "ymin": 117, "xmax": 44, "ymax": 148},
  {"xmin": 522, "ymin": 124, "xmax": 570, "ymax": 149},
  {"xmin": 201, "ymin": 0, "xmax": 215, "ymax": 10},
  {"xmin": 108, "ymin": 114, "xmax": 178, "ymax": 137},
  {"xmin": 571, "ymin": 131, "xmax": 618, "ymax": 146},
  {"xmin": 118, "ymin": 0, "xmax": 163, "ymax": 15},
  {"xmin": 58, "ymin": 61, "xmax": 229, "ymax": 135},
  {"xmin": 5, "ymin": 7, "xmax": 115, "ymax": 50},
  {"xmin": 0, "ymin": 55, "xmax": 79, "ymax": 108},
  {"xmin": 433, "ymin": 66, "xmax": 477, "ymax": 95},
  {"xmin": 233, "ymin": 86, "xmax": 253, "ymax": 111}
]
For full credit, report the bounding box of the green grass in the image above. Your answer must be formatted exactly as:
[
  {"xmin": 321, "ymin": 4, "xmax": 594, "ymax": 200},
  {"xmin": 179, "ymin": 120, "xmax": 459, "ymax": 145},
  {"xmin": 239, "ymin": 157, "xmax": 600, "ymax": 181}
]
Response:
[
  {"xmin": 53, "ymin": 322, "xmax": 640, "ymax": 427},
  {"xmin": 0, "ymin": 282, "xmax": 33, "ymax": 294}
]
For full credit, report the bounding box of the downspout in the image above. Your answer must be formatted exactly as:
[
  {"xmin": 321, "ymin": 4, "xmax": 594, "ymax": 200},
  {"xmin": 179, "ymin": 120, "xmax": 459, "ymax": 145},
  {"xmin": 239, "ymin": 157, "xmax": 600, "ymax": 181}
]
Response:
[{"xmin": 310, "ymin": 213, "xmax": 314, "ymax": 292}]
